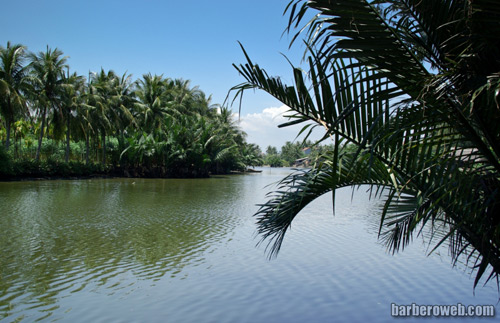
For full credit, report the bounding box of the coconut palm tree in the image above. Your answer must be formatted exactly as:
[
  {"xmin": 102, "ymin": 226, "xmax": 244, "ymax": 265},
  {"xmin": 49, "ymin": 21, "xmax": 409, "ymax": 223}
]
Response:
[
  {"xmin": 28, "ymin": 46, "xmax": 68, "ymax": 161},
  {"xmin": 0, "ymin": 42, "xmax": 29, "ymax": 150},
  {"xmin": 165, "ymin": 78, "xmax": 192, "ymax": 114},
  {"xmin": 231, "ymin": 0, "xmax": 500, "ymax": 287},
  {"xmin": 164, "ymin": 78, "xmax": 213, "ymax": 116},
  {"xmin": 240, "ymin": 143, "xmax": 263, "ymax": 169},
  {"xmin": 135, "ymin": 73, "xmax": 169, "ymax": 134},
  {"xmin": 206, "ymin": 106, "xmax": 247, "ymax": 173},
  {"xmin": 60, "ymin": 70, "xmax": 85, "ymax": 162},
  {"xmin": 78, "ymin": 81, "xmax": 96, "ymax": 165},
  {"xmin": 193, "ymin": 92, "xmax": 219, "ymax": 117},
  {"xmin": 88, "ymin": 69, "xmax": 117, "ymax": 165},
  {"xmin": 110, "ymin": 72, "xmax": 136, "ymax": 150}
]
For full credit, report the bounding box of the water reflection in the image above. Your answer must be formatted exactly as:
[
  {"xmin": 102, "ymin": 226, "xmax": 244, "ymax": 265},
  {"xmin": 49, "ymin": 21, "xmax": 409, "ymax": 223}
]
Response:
[
  {"xmin": 0, "ymin": 177, "xmax": 245, "ymax": 321},
  {"xmin": 0, "ymin": 169, "xmax": 498, "ymax": 322}
]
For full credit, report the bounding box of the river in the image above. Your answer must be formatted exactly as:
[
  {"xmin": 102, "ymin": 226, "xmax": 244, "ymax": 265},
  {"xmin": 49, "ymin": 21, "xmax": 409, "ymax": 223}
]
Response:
[{"xmin": 0, "ymin": 167, "xmax": 497, "ymax": 322}]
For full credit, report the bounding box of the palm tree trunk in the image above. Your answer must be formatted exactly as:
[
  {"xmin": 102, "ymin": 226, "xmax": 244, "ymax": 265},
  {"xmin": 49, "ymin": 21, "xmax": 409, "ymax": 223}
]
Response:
[
  {"xmin": 35, "ymin": 106, "xmax": 47, "ymax": 161},
  {"xmin": 13, "ymin": 127, "xmax": 18, "ymax": 159},
  {"xmin": 119, "ymin": 129, "xmax": 125, "ymax": 152},
  {"xmin": 5, "ymin": 100, "xmax": 12, "ymax": 150},
  {"xmin": 65, "ymin": 112, "xmax": 70, "ymax": 163},
  {"xmin": 5, "ymin": 121, "xmax": 11, "ymax": 150},
  {"xmin": 85, "ymin": 132, "xmax": 90, "ymax": 165},
  {"xmin": 102, "ymin": 131, "xmax": 106, "ymax": 166},
  {"xmin": 95, "ymin": 137, "xmax": 99, "ymax": 163}
]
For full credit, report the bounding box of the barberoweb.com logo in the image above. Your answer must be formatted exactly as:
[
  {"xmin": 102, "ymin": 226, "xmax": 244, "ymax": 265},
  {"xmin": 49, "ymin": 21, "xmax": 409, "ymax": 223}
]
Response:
[{"xmin": 391, "ymin": 303, "xmax": 496, "ymax": 318}]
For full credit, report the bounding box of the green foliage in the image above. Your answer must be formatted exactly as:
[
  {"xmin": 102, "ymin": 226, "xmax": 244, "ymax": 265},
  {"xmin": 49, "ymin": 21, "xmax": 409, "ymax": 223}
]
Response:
[
  {"xmin": 7, "ymin": 158, "xmax": 105, "ymax": 178},
  {"xmin": 70, "ymin": 141, "xmax": 84, "ymax": 157},
  {"xmin": 0, "ymin": 42, "xmax": 29, "ymax": 150},
  {"xmin": 11, "ymin": 159, "xmax": 41, "ymax": 177},
  {"xmin": 40, "ymin": 138, "xmax": 58, "ymax": 155},
  {"xmin": 0, "ymin": 145, "xmax": 13, "ymax": 178},
  {"xmin": 231, "ymin": 0, "xmax": 500, "ymax": 288},
  {"xmin": 266, "ymin": 146, "xmax": 278, "ymax": 156},
  {"xmin": 240, "ymin": 143, "xmax": 264, "ymax": 168},
  {"xmin": 28, "ymin": 46, "xmax": 68, "ymax": 161},
  {"xmin": 0, "ymin": 41, "xmax": 258, "ymax": 179},
  {"xmin": 262, "ymin": 140, "xmax": 332, "ymax": 167},
  {"xmin": 280, "ymin": 141, "xmax": 305, "ymax": 165},
  {"xmin": 265, "ymin": 154, "xmax": 285, "ymax": 167}
]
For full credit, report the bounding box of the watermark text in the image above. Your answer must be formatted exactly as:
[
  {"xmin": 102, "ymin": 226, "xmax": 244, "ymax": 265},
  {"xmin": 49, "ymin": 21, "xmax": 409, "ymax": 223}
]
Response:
[{"xmin": 391, "ymin": 303, "xmax": 495, "ymax": 318}]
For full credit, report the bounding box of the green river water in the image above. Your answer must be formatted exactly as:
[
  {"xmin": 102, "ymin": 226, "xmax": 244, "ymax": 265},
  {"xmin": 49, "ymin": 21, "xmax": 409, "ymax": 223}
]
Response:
[{"xmin": 0, "ymin": 168, "xmax": 498, "ymax": 322}]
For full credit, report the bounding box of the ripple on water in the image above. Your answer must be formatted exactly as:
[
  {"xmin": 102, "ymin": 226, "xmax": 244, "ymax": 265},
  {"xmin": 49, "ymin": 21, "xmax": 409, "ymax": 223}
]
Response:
[{"xmin": 0, "ymin": 175, "xmax": 498, "ymax": 322}]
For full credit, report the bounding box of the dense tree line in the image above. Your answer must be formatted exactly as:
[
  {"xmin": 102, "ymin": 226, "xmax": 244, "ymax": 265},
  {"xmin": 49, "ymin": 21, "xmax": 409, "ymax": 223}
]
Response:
[
  {"xmin": 0, "ymin": 42, "xmax": 263, "ymax": 179},
  {"xmin": 263, "ymin": 141, "xmax": 334, "ymax": 167}
]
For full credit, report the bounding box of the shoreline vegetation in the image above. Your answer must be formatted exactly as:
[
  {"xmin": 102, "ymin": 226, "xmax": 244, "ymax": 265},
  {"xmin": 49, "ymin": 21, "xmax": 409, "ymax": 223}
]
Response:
[
  {"xmin": 0, "ymin": 141, "xmax": 332, "ymax": 181},
  {"xmin": 0, "ymin": 42, "xmax": 269, "ymax": 180},
  {"xmin": 0, "ymin": 42, "xmax": 334, "ymax": 181},
  {"xmin": 0, "ymin": 167, "xmax": 276, "ymax": 182},
  {"xmin": 0, "ymin": 157, "xmax": 269, "ymax": 182}
]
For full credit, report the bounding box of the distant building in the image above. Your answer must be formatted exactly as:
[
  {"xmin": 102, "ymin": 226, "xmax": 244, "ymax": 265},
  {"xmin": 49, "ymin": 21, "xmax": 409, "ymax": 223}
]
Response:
[{"xmin": 293, "ymin": 157, "xmax": 310, "ymax": 168}]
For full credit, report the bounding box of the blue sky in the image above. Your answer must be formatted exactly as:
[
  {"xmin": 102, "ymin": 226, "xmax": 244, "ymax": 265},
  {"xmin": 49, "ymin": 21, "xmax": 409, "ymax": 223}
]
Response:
[{"xmin": 1, "ymin": 0, "xmax": 324, "ymax": 149}]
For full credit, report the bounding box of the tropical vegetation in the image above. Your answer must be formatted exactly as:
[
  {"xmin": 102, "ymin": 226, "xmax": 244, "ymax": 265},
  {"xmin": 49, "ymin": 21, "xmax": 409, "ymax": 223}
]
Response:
[
  {"xmin": 0, "ymin": 43, "xmax": 263, "ymax": 179},
  {"xmin": 231, "ymin": 0, "xmax": 500, "ymax": 288},
  {"xmin": 263, "ymin": 141, "xmax": 333, "ymax": 167}
]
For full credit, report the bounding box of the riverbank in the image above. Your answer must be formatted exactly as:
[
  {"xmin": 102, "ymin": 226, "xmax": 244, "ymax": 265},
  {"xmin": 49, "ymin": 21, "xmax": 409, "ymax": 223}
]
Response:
[{"xmin": 0, "ymin": 159, "xmax": 261, "ymax": 181}]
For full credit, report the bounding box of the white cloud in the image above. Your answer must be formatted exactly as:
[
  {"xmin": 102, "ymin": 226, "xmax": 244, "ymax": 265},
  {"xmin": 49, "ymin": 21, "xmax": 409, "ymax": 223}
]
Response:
[{"xmin": 237, "ymin": 105, "xmax": 330, "ymax": 151}]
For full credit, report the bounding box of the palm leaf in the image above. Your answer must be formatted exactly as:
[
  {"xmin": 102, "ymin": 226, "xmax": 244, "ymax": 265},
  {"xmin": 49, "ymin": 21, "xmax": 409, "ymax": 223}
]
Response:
[{"xmin": 231, "ymin": 0, "xmax": 500, "ymax": 288}]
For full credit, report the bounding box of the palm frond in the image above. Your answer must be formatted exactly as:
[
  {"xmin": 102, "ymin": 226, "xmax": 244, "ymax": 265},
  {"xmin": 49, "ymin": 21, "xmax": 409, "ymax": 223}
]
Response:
[{"xmin": 231, "ymin": 0, "xmax": 500, "ymax": 288}]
